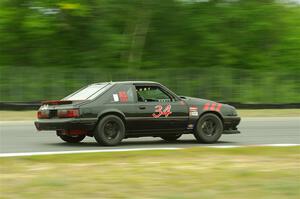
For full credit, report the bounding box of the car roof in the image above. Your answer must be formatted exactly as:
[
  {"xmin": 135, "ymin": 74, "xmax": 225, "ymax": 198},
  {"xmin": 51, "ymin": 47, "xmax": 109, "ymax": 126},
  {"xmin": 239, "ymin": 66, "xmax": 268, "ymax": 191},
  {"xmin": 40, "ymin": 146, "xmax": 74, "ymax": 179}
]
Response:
[
  {"xmin": 92, "ymin": 81, "xmax": 160, "ymax": 85},
  {"xmin": 90, "ymin": 81, "xmax": 180, "ymax": 100}
]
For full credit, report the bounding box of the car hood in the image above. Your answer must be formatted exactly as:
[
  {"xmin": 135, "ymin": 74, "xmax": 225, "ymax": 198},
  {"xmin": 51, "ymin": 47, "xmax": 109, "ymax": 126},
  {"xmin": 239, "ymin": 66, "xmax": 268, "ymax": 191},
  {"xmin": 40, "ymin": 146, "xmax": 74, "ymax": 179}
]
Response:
[
  {"xmin": 180, "ymin": 96, "xmax": 215, "ymax": 105},
  {"xmin": 180, "ymin": 96, "xmax": 237, "ymax": 116}
]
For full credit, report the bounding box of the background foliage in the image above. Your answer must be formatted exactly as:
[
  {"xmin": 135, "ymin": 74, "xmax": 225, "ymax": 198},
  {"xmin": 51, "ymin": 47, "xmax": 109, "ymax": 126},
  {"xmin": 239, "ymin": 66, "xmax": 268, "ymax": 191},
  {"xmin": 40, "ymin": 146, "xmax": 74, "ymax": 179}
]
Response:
[{"xmin": 0, "ymin": 0, "xmax": 299, "ymax": 102}]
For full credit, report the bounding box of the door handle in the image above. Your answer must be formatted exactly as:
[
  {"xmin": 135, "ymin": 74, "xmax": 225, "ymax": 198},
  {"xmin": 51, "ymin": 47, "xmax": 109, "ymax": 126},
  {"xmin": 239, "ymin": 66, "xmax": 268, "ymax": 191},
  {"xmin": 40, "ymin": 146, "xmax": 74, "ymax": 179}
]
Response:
[{"xmin": 139, "ymin": 105, "xmax": 146, "ymax": 110}]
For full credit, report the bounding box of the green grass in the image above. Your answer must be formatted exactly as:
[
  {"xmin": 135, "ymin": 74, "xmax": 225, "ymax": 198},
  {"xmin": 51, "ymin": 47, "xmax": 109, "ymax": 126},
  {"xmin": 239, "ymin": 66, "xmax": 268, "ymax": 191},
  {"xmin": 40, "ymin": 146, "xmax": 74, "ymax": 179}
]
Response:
[
  {"xmin": 237, "ymin": 109, "xmax": 300, "ymax": 117},
  {"xmin": 0, "ymin": 109, "xmax": 299, "ymax": 121},
  {"xmin": 1, "ymin": 147, "xmax": 300, "ymax": 199},
  {"xmin": 0, "ymin": 111, "xmax": 36, "ymax": 121}
]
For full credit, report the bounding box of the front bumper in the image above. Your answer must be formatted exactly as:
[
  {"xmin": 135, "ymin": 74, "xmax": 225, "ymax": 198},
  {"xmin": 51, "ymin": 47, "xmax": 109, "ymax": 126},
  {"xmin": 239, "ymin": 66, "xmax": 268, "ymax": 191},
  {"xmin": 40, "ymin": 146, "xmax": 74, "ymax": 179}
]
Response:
[
  {"xmin": 222, "ymin": 116, "xmax": 241, "ymax": 134},
  {"xmin": 34, "ymin": 118, "xmax": 98, "ymax": 131}
]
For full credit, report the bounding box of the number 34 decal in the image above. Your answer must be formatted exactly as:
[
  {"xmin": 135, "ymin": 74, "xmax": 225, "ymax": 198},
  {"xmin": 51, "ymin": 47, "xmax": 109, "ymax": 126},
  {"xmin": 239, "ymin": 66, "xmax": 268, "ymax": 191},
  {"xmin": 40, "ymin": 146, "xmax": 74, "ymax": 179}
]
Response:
[{"xmin": 152, "ymin": 104, "xmax": 172, "ymax": 118}]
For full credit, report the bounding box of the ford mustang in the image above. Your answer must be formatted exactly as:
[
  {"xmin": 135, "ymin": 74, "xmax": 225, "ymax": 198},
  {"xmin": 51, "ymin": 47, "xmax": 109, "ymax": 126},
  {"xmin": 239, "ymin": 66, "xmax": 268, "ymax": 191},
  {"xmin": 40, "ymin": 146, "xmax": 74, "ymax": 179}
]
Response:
[{"xmin": 34, "ymin": 81, "xmax": 241, "ymax": 146}]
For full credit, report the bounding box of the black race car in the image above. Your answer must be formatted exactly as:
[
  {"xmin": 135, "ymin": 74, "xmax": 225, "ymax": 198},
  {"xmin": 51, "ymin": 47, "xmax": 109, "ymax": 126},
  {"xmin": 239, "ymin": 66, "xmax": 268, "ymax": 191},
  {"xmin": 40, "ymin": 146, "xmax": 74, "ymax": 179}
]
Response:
[{"xmin": 35, "ymin": 81, "xmax": 240, "ymax": 146}]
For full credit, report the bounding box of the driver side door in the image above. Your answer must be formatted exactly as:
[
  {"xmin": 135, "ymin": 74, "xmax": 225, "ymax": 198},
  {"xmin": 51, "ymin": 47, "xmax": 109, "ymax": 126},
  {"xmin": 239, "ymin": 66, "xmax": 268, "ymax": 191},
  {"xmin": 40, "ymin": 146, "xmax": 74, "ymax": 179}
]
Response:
[{"xmin": 127, "ymin": 84, "xmax": 188, "ymax": 132}]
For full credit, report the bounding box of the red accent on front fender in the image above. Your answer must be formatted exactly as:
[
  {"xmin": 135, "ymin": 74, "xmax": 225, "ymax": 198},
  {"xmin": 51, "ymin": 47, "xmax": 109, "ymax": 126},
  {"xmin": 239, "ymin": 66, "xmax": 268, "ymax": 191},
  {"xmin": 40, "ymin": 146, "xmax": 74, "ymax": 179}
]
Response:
[
  {"xmin": 203, "ymin": 102, "xmax": 210, "ymax": 110},
  {"xmin": 210, "ymin": 103, "xmax": 216, "ymax": 111},
  {"xmin": 216, "ymin": 103, "xmax": 222, "ymax": 112}
]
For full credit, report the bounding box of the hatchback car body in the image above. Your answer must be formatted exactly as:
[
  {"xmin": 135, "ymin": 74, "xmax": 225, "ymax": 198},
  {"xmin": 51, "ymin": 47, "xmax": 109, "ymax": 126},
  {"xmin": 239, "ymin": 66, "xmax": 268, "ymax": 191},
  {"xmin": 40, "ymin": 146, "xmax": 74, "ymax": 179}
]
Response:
[{"xmin": 35, "ymin": 81, "xmax": 241, "ymax": 145}]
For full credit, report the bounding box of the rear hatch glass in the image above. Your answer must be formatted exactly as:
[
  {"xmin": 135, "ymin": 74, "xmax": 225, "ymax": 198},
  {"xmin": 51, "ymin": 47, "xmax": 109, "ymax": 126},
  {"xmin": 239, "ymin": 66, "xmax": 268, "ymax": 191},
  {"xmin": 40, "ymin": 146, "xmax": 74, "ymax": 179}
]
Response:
[
  {"xmin": 38, "ymin": 83, "xmax": 111, "ymax": 118},
  {"xmin": 63, "ymin": 83, "xmax": 111, "ymax": 101}
]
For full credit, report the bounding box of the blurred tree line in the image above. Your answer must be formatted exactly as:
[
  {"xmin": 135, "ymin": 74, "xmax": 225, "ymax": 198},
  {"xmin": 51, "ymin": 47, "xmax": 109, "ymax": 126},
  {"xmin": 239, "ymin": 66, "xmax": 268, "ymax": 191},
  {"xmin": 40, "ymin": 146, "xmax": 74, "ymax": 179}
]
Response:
[{"xmin": 0, "ymin": 0, "xmax": 299, "ymax": 102}]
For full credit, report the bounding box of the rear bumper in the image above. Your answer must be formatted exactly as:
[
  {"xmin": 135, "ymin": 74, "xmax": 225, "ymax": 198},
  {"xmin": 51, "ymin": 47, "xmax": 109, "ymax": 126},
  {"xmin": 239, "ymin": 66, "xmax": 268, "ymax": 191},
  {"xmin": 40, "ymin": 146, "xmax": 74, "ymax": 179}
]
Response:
[
  {"xmin": 34, "ymin": 118, "xmax": 97, "ymax": 131},
  {"xmin": 223, "ymin": 116, "xmax": 241, "ymax": 134}
]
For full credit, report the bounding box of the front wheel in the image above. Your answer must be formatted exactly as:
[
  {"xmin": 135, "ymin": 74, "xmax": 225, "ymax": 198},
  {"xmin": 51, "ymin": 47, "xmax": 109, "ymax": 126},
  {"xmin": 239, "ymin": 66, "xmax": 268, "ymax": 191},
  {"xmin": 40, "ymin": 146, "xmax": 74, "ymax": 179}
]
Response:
[
  {"xmin": 94, "ymin": 115, "xmax": 125, "ymax": 146},
  {"xmin": 160, "ymin": 134, "xmax": 182, "ymax": 142},
  {"xmin": 59, "ymin": 134, "xmax": 85, "ymax": 143},
  {"xmin": 194, "ymin": 113, "xmax": 223, "ymax": 143}
]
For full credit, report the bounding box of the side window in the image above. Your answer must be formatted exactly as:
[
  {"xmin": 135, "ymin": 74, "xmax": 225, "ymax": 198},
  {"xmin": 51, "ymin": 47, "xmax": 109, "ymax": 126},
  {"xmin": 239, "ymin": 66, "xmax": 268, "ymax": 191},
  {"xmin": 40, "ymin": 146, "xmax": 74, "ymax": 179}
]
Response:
[
  {"xmin": 136, "ymin": 86, "xmax": 173, "ymax": 102},
  {"xmin": 109, "ymin": 85, "xmax": 135, "ymax": 103}
]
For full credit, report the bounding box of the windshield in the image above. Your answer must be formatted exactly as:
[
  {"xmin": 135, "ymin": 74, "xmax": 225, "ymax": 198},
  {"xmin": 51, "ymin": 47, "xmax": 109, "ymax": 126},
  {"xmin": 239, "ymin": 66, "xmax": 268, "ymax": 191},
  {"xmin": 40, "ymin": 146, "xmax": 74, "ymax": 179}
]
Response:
[{"xmin": 63, "ymin": 83, "xmax": 110, "ymax": 100}]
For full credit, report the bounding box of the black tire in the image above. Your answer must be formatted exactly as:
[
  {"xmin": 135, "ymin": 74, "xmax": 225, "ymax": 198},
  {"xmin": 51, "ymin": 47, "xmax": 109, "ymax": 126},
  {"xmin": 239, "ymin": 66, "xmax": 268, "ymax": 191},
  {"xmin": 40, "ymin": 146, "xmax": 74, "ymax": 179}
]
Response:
[
  {"xmin": 194, "ymin": 113, "xmax": 223, "ymax": 143},
  {"xmin": 160, "ymin": 134, "xmax": 182, "ymax": 142},
  {"xmin": 94, "ymin": 115, "xmax": 125, "ymax": 146},
  {"xmin": 59, "ymin": 134, "xmax": 85, "ymax": 143}
]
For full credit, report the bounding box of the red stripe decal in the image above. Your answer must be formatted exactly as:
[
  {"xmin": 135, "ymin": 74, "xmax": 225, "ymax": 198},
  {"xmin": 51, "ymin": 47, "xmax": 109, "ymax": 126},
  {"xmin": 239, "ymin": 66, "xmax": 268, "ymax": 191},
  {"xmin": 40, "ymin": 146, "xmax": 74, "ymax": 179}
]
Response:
[
  {"xmin": 210, "ymin": 103, "xmax": 216, "ymax": 111},
  {"xmin": 118, "ymin": 91, "xmax": 128, "ymax": 102},
  {"xmin": 203, "ymin": 102, "xmax": 210, "ymax": 110},
  {"xmin": 216, "ymin": 103, "xmax": 222, "ymax": 112}
]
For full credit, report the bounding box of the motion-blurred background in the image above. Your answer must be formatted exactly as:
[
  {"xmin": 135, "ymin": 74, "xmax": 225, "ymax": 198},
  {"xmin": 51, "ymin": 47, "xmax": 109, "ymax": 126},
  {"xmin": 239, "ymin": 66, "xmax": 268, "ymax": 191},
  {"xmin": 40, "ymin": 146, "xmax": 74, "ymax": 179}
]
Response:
[{"xmin": 0, "ymin": 0, "xmax": 299, "ymax": 103}]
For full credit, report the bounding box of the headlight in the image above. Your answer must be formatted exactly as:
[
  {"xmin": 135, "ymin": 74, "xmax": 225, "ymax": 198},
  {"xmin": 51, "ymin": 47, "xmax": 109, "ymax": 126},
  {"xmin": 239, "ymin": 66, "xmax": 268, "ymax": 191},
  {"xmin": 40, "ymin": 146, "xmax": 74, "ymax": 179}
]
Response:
[
  {"xmin": 224, "ymin": 105, "xmax": 238, "ymax": 116},
  {"xmin": 231, "ymin": 108, "xmax": 238, "ymax": 116}
]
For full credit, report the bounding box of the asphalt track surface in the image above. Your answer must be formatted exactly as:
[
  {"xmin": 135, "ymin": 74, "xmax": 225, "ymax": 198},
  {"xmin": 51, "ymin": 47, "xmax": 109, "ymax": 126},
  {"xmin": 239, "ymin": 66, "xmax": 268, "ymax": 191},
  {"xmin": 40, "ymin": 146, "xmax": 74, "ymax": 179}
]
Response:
[{"xmin": 0, "ymin": 117, "xmax": 299, "ymax": 154}]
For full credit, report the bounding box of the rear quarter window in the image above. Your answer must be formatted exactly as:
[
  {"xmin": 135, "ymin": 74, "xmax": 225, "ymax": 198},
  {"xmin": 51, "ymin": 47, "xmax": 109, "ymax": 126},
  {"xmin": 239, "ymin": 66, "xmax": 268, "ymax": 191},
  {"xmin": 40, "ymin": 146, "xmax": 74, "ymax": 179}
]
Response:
[{"xmin": 108, "ymin": 85, "xmax": 135, "ymax": 103}]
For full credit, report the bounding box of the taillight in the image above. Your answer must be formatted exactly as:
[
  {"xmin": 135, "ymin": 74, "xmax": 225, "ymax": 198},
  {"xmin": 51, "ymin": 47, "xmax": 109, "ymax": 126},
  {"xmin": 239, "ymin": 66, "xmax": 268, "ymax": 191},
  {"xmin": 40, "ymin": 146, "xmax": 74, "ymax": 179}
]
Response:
[
  {"xmin": 37, "ymin": 110, "xmax": 49, "ymax": 119},
  {"xmin": 57, "ymin": 109, "xmax": 80, "ymax": 118}
]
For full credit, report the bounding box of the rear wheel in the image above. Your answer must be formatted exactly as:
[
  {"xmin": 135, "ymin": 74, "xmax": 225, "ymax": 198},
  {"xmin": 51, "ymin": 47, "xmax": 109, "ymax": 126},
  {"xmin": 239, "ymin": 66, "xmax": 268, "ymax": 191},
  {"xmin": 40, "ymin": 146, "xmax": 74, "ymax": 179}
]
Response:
[
  {"xmin": 160, "ymin": 134, "xmax": 182, "ymax": 142},
  {"xmin": 194, "ymin": 113, "xmax": 223, "ymax": 143},
  {"xmin": 94, "ymin": 115, "xmax": 125, "ymax": 146},
  {"xmin": 59, "ymin": 134, "xmax": 85, "ymax": 143}
]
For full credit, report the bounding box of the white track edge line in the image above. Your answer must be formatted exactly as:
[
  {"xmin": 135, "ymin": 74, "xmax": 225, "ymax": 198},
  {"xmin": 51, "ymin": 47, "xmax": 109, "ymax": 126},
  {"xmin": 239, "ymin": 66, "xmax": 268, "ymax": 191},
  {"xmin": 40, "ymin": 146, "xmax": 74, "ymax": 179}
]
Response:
[
  {"xmin": 1, "ymin": 144, "xmax": 299, "ymax": 157},
  {"xmin": 206, "ymin": 144, "xmax": 300, "ymax": 148},
  {"xmin": 0, "ymin": 147, "xmax": 181, "ymax": 157}
]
